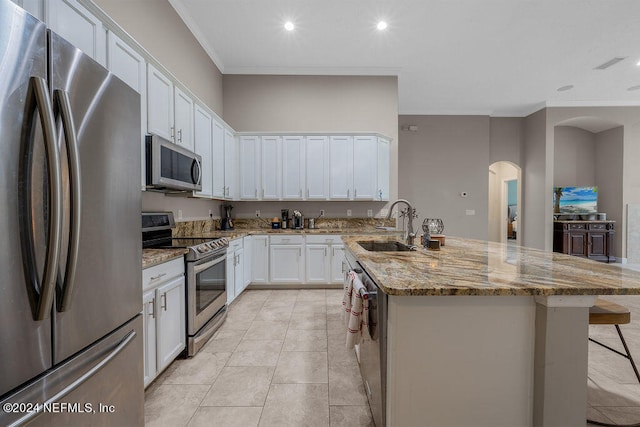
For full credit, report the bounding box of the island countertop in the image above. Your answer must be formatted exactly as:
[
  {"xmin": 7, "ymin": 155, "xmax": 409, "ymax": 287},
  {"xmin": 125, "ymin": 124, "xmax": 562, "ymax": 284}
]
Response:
[{"xmin": 342, "ymin": 235, "xmax": 640, "ymax": 296}]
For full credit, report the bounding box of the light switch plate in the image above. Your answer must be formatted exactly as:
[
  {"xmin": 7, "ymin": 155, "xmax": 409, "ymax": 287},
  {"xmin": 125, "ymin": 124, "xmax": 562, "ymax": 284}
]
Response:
[
  {"xmin": 466, "ymin": 209, "xmax": 475, "ymax": 216},
  {"xmin": 347, "ymin": 209, "xmax": 352, "ymax": 217},
  {"xmin": 367, "ymin": 209, "xmax": 373, "ymax": 217}
]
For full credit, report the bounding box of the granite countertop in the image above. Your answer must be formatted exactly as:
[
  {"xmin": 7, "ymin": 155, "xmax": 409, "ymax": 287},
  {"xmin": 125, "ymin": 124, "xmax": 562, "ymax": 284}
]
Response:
[
  {"xmin": 189, "ymin": 228, "xmax": 403, "ymax": 240},
  {"xmin": 342, "ymin": 235, "xmax": 640, "ymax": 297},
  {"xmin": 554, "ymin": 220, "xmax": 615, "ymax": 223},
  {"xmin": 142, "ymin": 248, "xmax": 188, "ymax": 269}
]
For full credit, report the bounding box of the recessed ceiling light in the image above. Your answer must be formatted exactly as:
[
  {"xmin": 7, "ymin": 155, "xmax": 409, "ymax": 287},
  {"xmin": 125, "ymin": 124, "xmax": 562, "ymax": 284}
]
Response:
[
  {"xmin": 284, "ymin": 21, "xmax": 294, "ymax": 31},
  {"xmin": 377, "ymin": 21, "xmax": 388, "ymax": 31},
  {"xmin": 557, "ymin": 85, "xmax": 574, "ymax": 92},
  {"xmin": 628, "ymin": 85, "xmax": 640, "ymax": 91}
]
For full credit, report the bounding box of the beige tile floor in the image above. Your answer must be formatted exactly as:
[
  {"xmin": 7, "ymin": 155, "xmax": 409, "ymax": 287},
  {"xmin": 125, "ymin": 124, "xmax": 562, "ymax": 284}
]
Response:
[{"xmin": 145, "ymin": 284, "xmax": 640, "ymax": 426}]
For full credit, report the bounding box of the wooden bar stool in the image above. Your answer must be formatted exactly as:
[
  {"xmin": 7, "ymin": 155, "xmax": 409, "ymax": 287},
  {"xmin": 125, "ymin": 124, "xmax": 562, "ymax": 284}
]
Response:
[{"xmin": 589, "ymin": 298, "xmax": 640, "ymax": 383}]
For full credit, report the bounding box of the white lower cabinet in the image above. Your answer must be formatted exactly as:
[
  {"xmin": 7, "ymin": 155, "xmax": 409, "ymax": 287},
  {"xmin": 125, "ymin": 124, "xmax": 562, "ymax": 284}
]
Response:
[
  {"xmin": 269, "ymin": 235, "xmax": 304, "ymax": 283},
  {"xmin": 142, "ymin": 257, "xmax": 185, "ymax": 388},
  {"xmin": 227, "ymin": 238, "xmax": 244, "ymax": 304},
  {"xmin": 305, "ymin": 235, "xmax": 344, "ymax": 284},
  {"xmin": 252, "ymin": 235, "xmax": 269, "ymax": 283},
  {"xmin": 243, "ymin": 236, "xmax": 253, "ymax": 287}
]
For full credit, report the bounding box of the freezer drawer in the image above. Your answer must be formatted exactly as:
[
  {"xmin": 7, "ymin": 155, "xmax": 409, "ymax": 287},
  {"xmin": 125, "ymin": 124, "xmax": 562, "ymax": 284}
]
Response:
[{"xmin": 0, "ymin": 315, "xmax": 144, "ymax": 427}]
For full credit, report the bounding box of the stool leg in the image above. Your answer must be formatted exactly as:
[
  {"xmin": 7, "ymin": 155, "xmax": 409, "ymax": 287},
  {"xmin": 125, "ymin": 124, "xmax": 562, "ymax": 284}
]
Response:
[{"xmin": 615, "ymin": 324, "xmax": 640, "ymax": 384}]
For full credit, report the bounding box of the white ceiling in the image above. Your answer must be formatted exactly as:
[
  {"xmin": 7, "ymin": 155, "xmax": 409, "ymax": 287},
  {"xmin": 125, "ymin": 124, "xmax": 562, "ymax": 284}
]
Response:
[{"xmin": 169, "ymin": 0, "xmax": 640, "ymax": 117}]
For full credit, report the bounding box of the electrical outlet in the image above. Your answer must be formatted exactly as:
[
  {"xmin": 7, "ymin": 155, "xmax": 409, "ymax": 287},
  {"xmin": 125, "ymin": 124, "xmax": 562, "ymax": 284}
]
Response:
[
  {"xmin": 380, "ymin": 208, "xmax": 388, "ymax": 217},
  {"xmin": 347, "ymin": 209, "xmax": 352, "ymax": 217},
  {"xmin": 319, "ymin": 209, "xmax": 325, "ymax": 217},
  {"xmin": 255, "ymin": 210, "xmax": 260, "ymax": 217},
  {"xmin": 466, "ymin": 209, "xmax": 476, "ymax": 216},
  {"xmin": 178, "ymin": 209, "xmax": 183, "ymax": 220},
  {"xmin": 367, "ymin": 209, "xmax": 373, "ymax": 217},
  {"xmin": 209, "ymin": 209, "xmax": 213, "ymax": 218}
]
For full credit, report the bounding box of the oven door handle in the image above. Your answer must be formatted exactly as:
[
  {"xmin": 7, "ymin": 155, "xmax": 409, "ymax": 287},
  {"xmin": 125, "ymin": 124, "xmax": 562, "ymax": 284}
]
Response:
[{"xmin": 193, "ymin": 254, "xmax": 226, "ymax": 274}]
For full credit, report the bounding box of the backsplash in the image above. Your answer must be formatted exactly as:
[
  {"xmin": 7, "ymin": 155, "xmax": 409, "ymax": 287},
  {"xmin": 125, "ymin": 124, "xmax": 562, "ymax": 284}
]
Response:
[{"xmin": 173, "ymin": 217, "xmax": 396, "ymax": 236}]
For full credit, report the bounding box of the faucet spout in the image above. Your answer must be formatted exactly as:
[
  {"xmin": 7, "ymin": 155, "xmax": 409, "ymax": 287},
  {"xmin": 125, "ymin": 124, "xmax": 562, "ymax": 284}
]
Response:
[{"xmin": 386, "ymin": 199, "xmax": 416, "ymax": 246}]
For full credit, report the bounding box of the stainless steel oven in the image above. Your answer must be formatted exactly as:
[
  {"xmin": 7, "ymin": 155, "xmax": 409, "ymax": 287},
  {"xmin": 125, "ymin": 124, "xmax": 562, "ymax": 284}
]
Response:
[{"xmin": 186, "ymin": 248, "xmax": 227, "ymax": 355}]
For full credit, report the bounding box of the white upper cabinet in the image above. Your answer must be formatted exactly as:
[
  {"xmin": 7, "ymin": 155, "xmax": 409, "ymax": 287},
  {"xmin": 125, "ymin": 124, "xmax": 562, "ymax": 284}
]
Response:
[
  {"xmin": 48, "ymin": 0, "xmax": 106, "ymax": 65},
  {"xmin": 147, "ymin": 64, "xmax": 174, "ymax": 141},
  {"xmin": 239, "ymin": 136, "xmax": 260, "ymax": 200},
  {"xmin": 14, "ymin": 0, "xmax": 45, "ymax": 21},
  {"xmin": 261, "ymin": 136, "xmax": 281, "ymax": 200},
  {"xmin": 305, "ymin": 136, "xmax": 329, "ymax": 200},
  {"xmin": 282, "ymin": 136, "xmax": 305, "ymax": 200},
  {"xmin": 106, "ymin": 31, "xmax": 146, "ymax": 190},
  {"xmin": 329, "ymin": 136, "xmax": 353, "ymax": 200},
  {"xmin": 224, "ymin": 130, "xmax": 237, "ymax": 200},
  {"xmin": 353, "ymin": 135, "xmax": 377, "ymax": 200},
  {"xmin": 193, "ymin": 104, "xmax": 213, "ymax": 198},
  {"xmin": 377, "ymin": 137, "xmax": 390, "ymax": 201},
  {"xmin": 174, "ymin": 86, "xmax": 194, "ymax": 150},
  {"xmin": 212, "ymin": 121, "xmax": 226, "ymax": 199}
]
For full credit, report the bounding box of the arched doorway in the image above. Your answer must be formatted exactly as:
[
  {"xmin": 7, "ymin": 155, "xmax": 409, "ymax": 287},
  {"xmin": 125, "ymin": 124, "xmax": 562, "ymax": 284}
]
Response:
[{"xmin": 489, "ymin": 162, "xmax": 521, "ymax": 244}]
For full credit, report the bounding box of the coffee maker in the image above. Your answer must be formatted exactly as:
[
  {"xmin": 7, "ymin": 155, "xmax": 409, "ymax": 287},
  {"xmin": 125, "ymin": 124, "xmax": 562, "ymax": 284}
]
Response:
[
  {"xmin": 281, "ymin": 209, "xmax": 289, "ymax": 229},
  {"xmin": 221, "ymin": 204, "xmax": 234, "ymax": 230}
]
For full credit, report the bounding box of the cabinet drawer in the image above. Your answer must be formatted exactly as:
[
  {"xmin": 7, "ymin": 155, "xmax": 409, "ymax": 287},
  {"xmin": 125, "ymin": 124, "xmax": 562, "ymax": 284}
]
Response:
[
  {"xmin": 306, "ymin": 234, "xmax": 343, "ymax": 244},
  {"xmin": 589, "ymin": 223, "xmax": 607, "ymax": 230},
  {"xmin": 228, "ymin": 237, "xmax": 243, "ymax": 251},
  {"xmin": 270, "ymin": 235, "xmax": 304, "ymax": 245},
  {"xmin": 568, "ymin": 223, "xmax": 586, "ymax": 230},
  {"xmin": 143, "ymin": 257, "xmax": 184, "ymax": 291}
]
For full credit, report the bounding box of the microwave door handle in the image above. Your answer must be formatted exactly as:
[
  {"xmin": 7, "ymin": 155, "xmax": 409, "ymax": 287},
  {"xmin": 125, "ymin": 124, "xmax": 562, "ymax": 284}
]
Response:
[
  {"xmin": 191, "ymin": 157, "xmax": 202, "ymax": 185},
  {"xmin": 22, "ymin": 77, "xmax": 63, "ymax": 320},
  {"xmin": 54, "ymin": 89, "xmax": 81, "ymax": 312}
]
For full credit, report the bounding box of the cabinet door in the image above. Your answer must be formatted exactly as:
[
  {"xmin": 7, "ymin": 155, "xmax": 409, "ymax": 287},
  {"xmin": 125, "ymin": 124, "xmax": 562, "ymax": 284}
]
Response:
[
  {"xmin": 330, "ymin": 245, "xmax": 346, "ymax": 284},
  {"xmin": 353, "ymin": 135, "xmax": 377, "ymax": 200},
  {"xmin": 283, "ymin": 136, "xmax": 305, "ymax": 199},
  {"xmin": 239, "ymin": 136, "xmax": 260, "ymax": 200},
  {"xmin": 212, "ymin": 121, "xmax": 226, "ymax": 199},
  {"xmin": 270, "ymin": 245, "xmax": 304, "ymax": 283},
  {"xmin": 329, "ymin": 136, "xmax": 353, "ymax": 199},
  {"xmin": 568, "ymin": 232, "xmax": 588, "ymax": 257},
  {"xmin": 589, "ymin": 231, "xmax": 608, "ymax": 258},
  {"xmin": 142, "ymin": 289, "xmax": 157, "ymax": 388},
  {"xmin": 147, "ymin": 64, "xmax": 174, "ymax": 141},
  {"xmin": 226, "ymin": 248, "xmax": 236, "ymax": 304},
  {"xmin": 224, "ymin": 130, "xmax": 237, "ymax": 200},
  {"xmin": 156, "ymin": 276, "xmax": 185, "ymax": 372},
  {"xmin": 377, "ymin": 137, "xmax": 390, "ymax": 201},
  {"xmin": 48, "ymin": 0, "xmax": 106, "ymax": 65},
  {"xmin": 193, "ymin": 104, "xmax": 213, "ymax": 198},
  {"xmin": 261, "ymin": 136, "xmax": 281, "ymax": 200},
  {"xmin": 174, "ymin": 87, "xmax": 194, "ymax": 150},
  {"xmin": 243, "ymin": 237, "xmax": 253, "ymax": 287},
  {"xmin": 252, "ymin": 236, "xmax": 269, "ymax": 283},
  {"xmin": 107, "ymin": 31, "xmax": 147, "ymax": 190},
  {"xmin": 234, "ymin": 248, "xmax": 245, "ymax": 297},
  {"xmin": 305, "ymin": 244, "xmax": 329, "ymax": 284},
  {"xmin": 306, "ymin": 136, "xmax": 328, "ymax": 200}
]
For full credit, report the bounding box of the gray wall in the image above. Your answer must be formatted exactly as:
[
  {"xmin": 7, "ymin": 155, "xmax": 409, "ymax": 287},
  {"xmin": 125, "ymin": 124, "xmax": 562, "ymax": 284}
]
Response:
[
  {"xmin": 553, "ymin": 126, "xmax": 596, "ymax": 186},
  {"xmin": 490, "ymin": 117, "xmax": 523, "ymax": 166},
  {"xmin": 223, "ymin": 75, "xmax": 399, "ymax": 219},
  {"xmin": 398, "ymin": 115, "xmax": 490, "ymax": 240}
]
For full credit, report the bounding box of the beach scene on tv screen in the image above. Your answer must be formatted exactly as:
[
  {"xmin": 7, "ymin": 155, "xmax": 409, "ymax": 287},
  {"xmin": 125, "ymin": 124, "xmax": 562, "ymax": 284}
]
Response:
[{"xmin": 553, "ymin": 186, "xmax": 598, "ymax": 213}]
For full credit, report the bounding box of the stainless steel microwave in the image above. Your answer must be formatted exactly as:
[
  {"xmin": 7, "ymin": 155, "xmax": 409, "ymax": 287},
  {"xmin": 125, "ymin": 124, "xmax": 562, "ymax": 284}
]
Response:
[{"xmin": 145, "ymin": 134, "xmax": 202, "ymax": 192}]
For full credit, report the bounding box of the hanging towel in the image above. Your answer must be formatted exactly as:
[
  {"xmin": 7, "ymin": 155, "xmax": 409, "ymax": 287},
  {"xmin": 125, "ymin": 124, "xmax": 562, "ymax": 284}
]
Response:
[{"xmin": 342, "ymin": 271, "xmax": 370, "ymax": 349}]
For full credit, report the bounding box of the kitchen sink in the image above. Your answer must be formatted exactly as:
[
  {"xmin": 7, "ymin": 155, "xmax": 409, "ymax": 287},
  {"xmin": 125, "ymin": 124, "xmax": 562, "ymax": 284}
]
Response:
[{"xmin": 358, "ymin": 241, "xmax": 416, "ymax": 252}]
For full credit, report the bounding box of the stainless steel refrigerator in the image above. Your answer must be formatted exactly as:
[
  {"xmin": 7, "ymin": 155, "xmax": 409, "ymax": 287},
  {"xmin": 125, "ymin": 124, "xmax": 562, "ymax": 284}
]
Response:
[{"xmin": 0, "ymin": 1, "xmax": 143, "ymax": 425}]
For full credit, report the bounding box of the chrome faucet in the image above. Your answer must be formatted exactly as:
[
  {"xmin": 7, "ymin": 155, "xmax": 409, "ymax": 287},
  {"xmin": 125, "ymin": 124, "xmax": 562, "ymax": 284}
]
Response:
[{"xmin": 386, "ymin": 199, "xmax": 417, "ymax": 246}]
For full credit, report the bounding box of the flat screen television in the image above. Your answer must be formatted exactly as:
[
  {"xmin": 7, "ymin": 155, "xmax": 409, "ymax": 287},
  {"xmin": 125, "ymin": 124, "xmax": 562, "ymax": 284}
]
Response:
[{"xmin": 553, "ymin": 186, "xmax": 598, "ymax": 214}]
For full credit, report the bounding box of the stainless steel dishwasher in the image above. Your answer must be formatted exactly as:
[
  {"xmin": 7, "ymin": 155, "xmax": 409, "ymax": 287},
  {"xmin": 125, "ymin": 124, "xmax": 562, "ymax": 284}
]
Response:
[{"xmin": 344, "ymin": 251, "xmax": 388, "ymax": 427}]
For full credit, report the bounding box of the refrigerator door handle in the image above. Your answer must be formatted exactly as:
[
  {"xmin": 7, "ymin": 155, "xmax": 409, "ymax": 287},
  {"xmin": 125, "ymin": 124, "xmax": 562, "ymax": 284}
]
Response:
[
  {"xmin": 9, "ymin": 330, "xmax": 137, "ymax": 427},
  {"xmin": 21, "ymin": 76, "xmax": 63, "ymax": 321},
  {"xmin": 53, "ymin": 89, "xmax": 81, "ymax": 312}
]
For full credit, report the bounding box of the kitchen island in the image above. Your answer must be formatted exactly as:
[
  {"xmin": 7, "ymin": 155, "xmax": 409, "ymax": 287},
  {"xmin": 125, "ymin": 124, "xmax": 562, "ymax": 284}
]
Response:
[{"xmin": 342, "ymin": 235, "xmax": 640, "ymax": 427}]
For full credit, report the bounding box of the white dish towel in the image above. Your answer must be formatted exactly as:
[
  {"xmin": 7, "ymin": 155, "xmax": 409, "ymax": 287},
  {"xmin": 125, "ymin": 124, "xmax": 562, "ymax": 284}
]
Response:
[{"xmin": 342, "ymin": 271, "xmax": 370, "ymax": 349}]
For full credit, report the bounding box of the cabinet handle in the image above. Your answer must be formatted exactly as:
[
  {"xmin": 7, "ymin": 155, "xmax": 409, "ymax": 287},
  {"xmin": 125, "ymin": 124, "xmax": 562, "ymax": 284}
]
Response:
[
  {"xmin": 354, "ymin": 188, "xmax": 357, "ymax": 198},
  {"xmin": 332, "ymin": 247, "xmax": 335, "ymax": 257},
  {"xmin": 255, "ymin": 188, "xmax": 257, "ymax": 198},
  {"xmin": 264, "ymin": 239, "xmax": 267, "ymax": 248},
  {"xmin": 298, "ymin": 248, "xmax": 302, "ymax": 257},
  {"xmin": 148, "ymin": 298, "xmax": 155, "ymax": 319},
  {"xmin": 178, "ymin": 129, "xmax": 182, "ymax": 143},
  {"xmin": 170, "ymin": 126, "xmax": 175, "ymax": 140},
  {"xmin": 306, "ymin": 189, "xmax": 309, "ymax": 199},
  {"xmin": 150, "ymin": 272, "xmax": 166, "ymax": 281},
  {"xmin": 262, "ymin": 189, "xmax": 265, "ymax": 199},
  {"xmin": 161, "ymin": 293, "xmax": 167, "ymax": 311},
  {"xmin": 347, "ymin": 189, "xmax": 350, "ymax": 199},
  {"xmin": 324, "ymin": 248, "xmax": 327, "ymax": 257}
]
